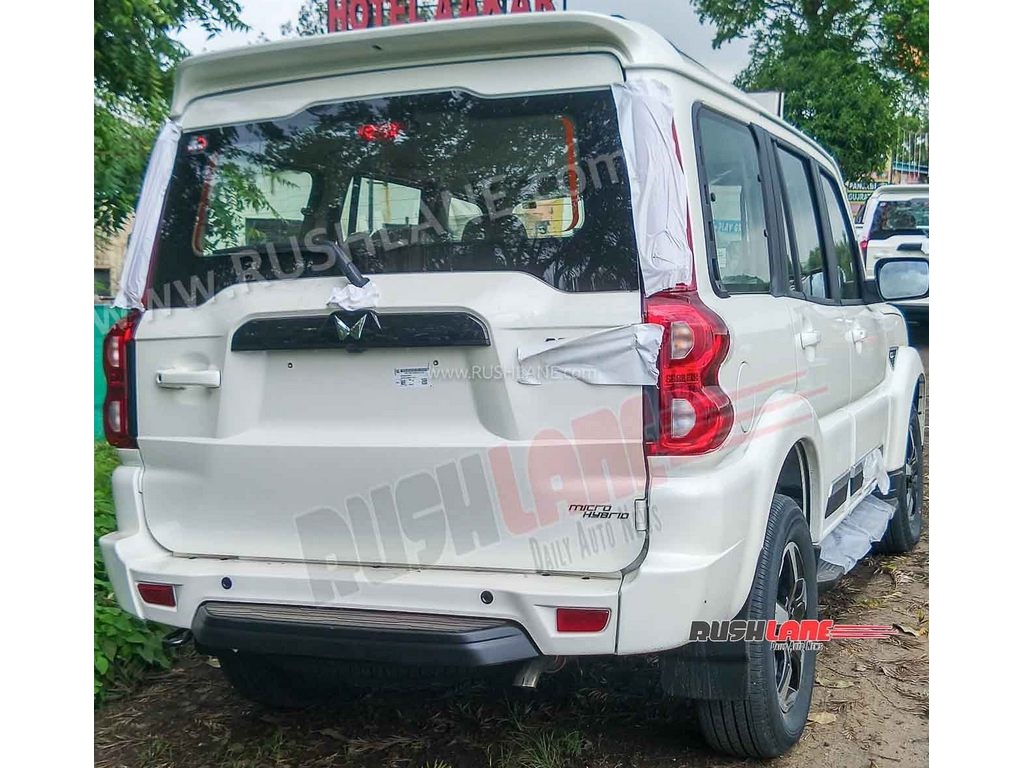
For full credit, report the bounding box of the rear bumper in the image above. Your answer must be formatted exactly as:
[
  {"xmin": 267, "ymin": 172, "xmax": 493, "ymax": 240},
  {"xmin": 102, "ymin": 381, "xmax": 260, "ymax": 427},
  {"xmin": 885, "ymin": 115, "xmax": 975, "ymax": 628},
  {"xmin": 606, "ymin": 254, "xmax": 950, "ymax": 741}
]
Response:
[
  {"xmin": 101, "ymin": 432, "xmax": 782, "ymax": 660},
  {"xmin": 100, "ymin": 462, "xmax": 623, "ymax": 659},
  {"xmin": 192, "ymin": 602, "xmax": 538, "ymax": 666}
]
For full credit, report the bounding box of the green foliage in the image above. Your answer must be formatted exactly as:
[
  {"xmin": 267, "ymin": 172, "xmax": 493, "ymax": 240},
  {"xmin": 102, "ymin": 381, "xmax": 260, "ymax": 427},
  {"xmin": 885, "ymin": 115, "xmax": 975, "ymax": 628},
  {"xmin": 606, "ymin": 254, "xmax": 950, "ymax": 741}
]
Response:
[
  {"xmin": 94, "ymin": 105, "xmax": 157, "ymax": 237},
  {"xmin": 280, "ymin": 0, "xmax": 328, "ymax": 37},
  {"xmin": 94, "ymin": 442, "xmax": 173, "ymax": 702},
  {"xmin": 492, "ymin": 729, "xmax": 586, "ymax": 768},
  {"xmin": 737, "ymin": 34, "xmax": 900, "ymax": 179},
  {"xmin": 94, "ymin": 1, "xmax": 247, "ymax": 237},
  {"xmin": 694, "ymin": 0, "xmax": 928, "ymax": 180},
  {"xmin": 878, "ymin": 0, "xmax": 929, "ymax": 94}
]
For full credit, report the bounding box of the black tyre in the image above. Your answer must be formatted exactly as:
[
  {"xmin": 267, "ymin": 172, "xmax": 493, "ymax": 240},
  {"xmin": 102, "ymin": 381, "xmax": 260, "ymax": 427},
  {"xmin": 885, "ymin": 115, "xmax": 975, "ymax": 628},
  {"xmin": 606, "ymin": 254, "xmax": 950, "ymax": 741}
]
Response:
[
  {"xmin": 876, "ymin": 392, "xmax": 924, "ymax": 554},
  {"xmin": 695, "ymin": 494, "xmax": 818, "ymax": 758}
]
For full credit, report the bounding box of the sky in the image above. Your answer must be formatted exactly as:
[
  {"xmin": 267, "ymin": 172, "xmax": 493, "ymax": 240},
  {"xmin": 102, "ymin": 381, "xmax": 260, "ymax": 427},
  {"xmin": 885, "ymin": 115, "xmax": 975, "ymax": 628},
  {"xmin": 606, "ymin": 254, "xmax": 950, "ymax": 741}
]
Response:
[{"xmin": 175, "ymin": 0, "xmax": 751, "ymax": 81}]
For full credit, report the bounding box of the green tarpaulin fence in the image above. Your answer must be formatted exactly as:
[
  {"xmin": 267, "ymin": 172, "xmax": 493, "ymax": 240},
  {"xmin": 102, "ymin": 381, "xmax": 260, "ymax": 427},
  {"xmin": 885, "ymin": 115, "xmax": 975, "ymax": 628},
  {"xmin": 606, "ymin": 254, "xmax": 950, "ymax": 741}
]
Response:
[{"xmin": 94, "ymin": 305, "xmax": 126, "ymax": 438}]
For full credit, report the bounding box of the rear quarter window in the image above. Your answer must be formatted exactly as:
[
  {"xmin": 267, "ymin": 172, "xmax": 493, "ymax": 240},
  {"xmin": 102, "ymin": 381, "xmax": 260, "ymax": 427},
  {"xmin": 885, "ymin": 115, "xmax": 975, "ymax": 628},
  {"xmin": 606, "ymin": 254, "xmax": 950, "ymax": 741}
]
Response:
[{"xmin": 695, "ymin": 110, "xmax": 773, "ymax": 295}]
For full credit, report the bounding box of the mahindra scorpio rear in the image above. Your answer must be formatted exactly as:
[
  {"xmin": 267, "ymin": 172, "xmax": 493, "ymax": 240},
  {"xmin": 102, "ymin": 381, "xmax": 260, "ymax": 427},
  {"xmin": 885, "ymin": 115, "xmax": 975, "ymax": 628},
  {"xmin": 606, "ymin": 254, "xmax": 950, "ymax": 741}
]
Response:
[{"xmin": 100, "ymin": 12, "xmax": 928, "ymax": 759}]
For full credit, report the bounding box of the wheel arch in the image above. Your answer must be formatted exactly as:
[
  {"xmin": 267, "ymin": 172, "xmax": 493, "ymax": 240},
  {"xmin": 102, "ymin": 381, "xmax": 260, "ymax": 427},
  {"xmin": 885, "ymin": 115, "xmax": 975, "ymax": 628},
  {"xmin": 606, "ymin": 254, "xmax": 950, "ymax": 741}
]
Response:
[
  {"xmin": 884, "ymin": 347, "xmax": 926, "ymax": 472},
  {"xmin": 730, "ymin": 391, "xmax": 826, "ymax": 614},
  {"xmin": 773, "ymin": 440, "xmax": 820, "ymax": 523},
  {"xmin": 750, "ymin": 390, "xmax": 827, "ymax": 545}
]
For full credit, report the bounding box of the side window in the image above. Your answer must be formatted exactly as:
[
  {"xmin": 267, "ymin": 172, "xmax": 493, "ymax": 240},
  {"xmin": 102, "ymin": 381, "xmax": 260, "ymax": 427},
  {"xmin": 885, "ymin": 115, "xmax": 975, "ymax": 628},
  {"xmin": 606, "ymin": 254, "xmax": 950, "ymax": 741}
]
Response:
[
  {"xmin": 444, "ymin": 196, "xmax": 586, "ymax": 242},
  {"xmin": 697, "ymin": 111, "xmax": 772, "ymax": 294},
  {"xmin": 513, "ymin": 197, "xmax": 585, "ymax": 239},
  {"xmin": 820, "ymin": 172, "xmax": 861, "ymax": 300},
  {"xmin": 201, "ymin": 168, "xmax": 314, "ymax": 254},
  {"xmin": 776, "ymin": 147, "xmax": 829, "ymax": 300},
  {"xmin": 340, "ymin": 176, "xmax": 423, "ymax": 237},
  {"xmin": 447, "ymin": 197, "xmax": 484, "ymax": 240}
]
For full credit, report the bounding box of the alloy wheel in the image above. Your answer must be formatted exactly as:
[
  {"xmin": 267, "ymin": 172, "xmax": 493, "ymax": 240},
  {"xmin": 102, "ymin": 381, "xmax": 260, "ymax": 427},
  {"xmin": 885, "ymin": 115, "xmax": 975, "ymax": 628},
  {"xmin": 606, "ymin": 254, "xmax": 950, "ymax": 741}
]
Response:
[{"xmin": 774, "ymin": 541, "xmax": 808, "ymax": 713}]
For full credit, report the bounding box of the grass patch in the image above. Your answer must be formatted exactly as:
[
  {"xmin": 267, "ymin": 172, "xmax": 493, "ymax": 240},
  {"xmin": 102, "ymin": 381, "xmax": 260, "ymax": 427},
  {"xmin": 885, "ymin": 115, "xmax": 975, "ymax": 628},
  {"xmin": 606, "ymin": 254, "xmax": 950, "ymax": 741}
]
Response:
[
  {"xmin": 491, "ymin": 729, "xmax": 587, "ymax": 768},
  {"xmin": 94, "ymin": 441, "xmax": 173, "ymax": 703}
]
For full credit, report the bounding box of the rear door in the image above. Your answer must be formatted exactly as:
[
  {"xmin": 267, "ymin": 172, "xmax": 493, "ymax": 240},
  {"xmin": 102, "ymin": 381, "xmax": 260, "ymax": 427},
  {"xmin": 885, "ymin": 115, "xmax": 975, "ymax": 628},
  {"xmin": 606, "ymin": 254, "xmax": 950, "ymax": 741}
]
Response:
[
  {"xmin": 134, "ymin": 60, "xmax": 651, "ymax": 574},
  {"xmin": 771, "ymin": 143, "xmax": 854, "ymax": 521}
]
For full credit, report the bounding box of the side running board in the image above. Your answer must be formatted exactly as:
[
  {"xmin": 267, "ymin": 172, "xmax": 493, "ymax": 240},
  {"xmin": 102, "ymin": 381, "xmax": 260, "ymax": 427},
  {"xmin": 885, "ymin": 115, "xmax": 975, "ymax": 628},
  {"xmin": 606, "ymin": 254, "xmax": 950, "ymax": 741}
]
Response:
[{"xmin": 816, "ymin": 495, "xmax": 896, "ymax": 591}]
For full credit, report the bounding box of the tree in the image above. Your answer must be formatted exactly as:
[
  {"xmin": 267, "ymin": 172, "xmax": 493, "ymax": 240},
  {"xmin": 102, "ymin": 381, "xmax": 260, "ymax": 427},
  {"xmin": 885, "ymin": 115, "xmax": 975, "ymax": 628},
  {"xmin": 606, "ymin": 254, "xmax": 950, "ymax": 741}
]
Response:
[
  {"xmin": 94, "ymin": 1, "xmax": 247, "ymax": 237},
  {"xmin": 693, "ymin": 0, "xmax": 928, "ymax": 180},
  {"xmin": 280, "ymin": 0, "xmax": 328, "ymax": 37}
]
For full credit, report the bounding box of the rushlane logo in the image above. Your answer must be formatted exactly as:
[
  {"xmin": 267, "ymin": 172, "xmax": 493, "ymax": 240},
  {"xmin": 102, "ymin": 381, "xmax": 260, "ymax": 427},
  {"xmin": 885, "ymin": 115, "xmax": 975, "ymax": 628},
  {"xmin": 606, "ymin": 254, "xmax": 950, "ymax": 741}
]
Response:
[{"xmin": 690, "ymin": 620, "xmax": 898, "ymax": 651}]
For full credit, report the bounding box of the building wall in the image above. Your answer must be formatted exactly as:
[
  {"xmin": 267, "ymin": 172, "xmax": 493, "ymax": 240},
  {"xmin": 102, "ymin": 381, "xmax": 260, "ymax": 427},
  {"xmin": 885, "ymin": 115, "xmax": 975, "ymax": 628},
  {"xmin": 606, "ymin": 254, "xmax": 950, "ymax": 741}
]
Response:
[{"xmin": 95, "ymin": 221, "xmax": 130, "ymax": 301}]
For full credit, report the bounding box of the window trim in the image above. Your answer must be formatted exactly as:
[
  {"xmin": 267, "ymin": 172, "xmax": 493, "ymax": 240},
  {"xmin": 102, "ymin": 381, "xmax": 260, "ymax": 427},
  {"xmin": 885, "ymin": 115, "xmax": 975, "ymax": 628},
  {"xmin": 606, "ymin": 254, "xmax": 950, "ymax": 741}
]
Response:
[
  {"xmin": 692, "ymin": 102, "xmax": 779, "ymax": 299},
  {"xmin": 752, "ymin": 125, "xmax": 790, "ymax": 297},
  {"xmin": 762, "ymin": 137, "xmax": 804, "ymax": 299},
  {"xmin": 769, "ymin": 137, "xmax": 841, "ymax": 306},
  {"xmin": 816, "ymin": 165, "xmax": 868, "ymax": 306}
]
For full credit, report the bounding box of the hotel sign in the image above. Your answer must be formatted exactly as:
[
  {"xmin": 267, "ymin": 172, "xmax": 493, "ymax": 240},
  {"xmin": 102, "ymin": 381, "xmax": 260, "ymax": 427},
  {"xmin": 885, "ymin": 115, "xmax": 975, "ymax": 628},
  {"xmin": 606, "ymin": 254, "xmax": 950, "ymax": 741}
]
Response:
[{"xmin": 327, "ymin": 1, "xmax": 563, "ymax": 32}]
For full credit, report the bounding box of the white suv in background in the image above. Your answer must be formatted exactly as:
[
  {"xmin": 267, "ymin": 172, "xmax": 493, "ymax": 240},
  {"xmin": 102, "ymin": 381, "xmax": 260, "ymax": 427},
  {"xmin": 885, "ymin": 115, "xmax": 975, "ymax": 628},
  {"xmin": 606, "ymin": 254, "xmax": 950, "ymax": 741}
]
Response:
[
  {"xmin": 858, "ymin": 184, "xmax": 929, "ymax": 320},
  {"xmin": 100, "ymin": 13, "xmax": 929, "ymax": 759}
]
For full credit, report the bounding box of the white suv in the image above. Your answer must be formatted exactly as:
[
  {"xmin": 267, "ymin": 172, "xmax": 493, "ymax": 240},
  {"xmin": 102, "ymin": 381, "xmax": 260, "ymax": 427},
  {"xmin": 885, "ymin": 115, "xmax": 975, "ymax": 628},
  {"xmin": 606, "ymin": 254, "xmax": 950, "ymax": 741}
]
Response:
[
  {"xmin": 858, "ymin": 184, "xmax": 929, "ymax": 320},
  {"xmin": 100, "ymin": 13, "xmax": 928, "ymax": 759}
]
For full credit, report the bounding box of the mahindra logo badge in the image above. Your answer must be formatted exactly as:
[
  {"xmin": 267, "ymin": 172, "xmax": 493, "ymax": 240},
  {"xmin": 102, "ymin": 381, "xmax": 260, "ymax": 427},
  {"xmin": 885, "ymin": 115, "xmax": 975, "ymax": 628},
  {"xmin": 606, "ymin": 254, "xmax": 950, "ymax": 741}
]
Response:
[{"xmin": 333, "ymin": 311, "xmax": 380, "ymax": 342}]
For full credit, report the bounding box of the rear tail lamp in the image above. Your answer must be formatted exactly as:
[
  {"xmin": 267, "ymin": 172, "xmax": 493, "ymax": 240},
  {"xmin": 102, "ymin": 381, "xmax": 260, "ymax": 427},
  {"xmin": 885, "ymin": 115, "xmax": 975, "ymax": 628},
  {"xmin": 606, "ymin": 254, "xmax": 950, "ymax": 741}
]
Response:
[
  {"xmin": 859, "ymin": 238, "xmax": 869, "ymax": 259},
  {"xmin": 103, "ymin": 310, "xmax": 141, "ymax": 449},
  {"xmin": 644, "ymin": 289, "xmax": 733, "ymax": 455},
  {"xmin": 556, "ymin": 607, "xmax": 611, "ymax": 633},
  {"xmin": 137, "ymin": 582, "xmax": 176, "ymax": 608}
]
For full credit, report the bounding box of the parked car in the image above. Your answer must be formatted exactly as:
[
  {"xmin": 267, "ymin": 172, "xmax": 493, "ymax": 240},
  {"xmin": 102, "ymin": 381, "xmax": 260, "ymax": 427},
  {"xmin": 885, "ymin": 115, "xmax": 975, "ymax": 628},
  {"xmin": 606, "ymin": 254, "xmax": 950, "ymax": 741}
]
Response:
[
  {"xmin": 858, "ymin": 184, "xmax": 929, "ymax": 320},
  {"xmin": 100, "ymin": 12, "xmax": 927, "ymax": 759}
]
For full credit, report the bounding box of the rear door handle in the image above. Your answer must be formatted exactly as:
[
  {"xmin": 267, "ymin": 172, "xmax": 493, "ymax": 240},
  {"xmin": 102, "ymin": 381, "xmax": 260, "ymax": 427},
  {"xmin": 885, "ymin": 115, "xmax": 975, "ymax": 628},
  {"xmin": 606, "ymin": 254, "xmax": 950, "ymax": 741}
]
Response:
[
  {"xmin": 155, "ymin": 369, "xmax": 221, "ymax": 389},
  {"xmin": 799, "ymin": 330, "xmax": 822, "ymax": 349},
  {"xmin": 850, "ymin": 325, "xmax": 868, "ymax": 343}
]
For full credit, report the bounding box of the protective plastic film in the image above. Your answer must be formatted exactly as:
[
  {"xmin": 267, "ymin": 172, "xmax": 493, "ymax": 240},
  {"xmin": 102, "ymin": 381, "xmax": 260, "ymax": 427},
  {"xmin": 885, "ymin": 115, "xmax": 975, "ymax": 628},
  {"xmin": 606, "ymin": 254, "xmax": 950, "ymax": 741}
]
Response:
[
  {"xmin": 517, "ymin": 323, "xmax": 664, "ymax": 386},
  {"xmin": 819, "ymin": 495, "xmax": 896, "ymax": 572},
  {"xmin": 612, "ymin": 79, "xmax": 693, "ymax": 296},
  {"xmin": 114, "ymin": 121, "xmax": 182, "ymax": 310},
  {"xmin": 327, "ymin": 281, "xmax": 381, "ymax": 311}
]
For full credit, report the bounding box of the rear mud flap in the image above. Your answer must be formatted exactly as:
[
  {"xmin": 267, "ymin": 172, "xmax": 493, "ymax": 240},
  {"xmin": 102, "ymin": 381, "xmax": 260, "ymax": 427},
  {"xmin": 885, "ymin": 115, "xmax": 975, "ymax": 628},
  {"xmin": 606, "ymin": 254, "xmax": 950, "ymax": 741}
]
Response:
[{"xmin": 660, "ymin": 640, "xmax": 750, "ymax": 701}]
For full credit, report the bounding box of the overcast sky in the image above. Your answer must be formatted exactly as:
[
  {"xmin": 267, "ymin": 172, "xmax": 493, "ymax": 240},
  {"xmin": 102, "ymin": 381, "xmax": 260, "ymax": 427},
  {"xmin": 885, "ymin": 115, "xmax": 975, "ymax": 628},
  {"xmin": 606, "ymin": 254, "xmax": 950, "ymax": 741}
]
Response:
[{"xmin": 175, "ymin": 0, "xmax": 750, "ymax": 80}]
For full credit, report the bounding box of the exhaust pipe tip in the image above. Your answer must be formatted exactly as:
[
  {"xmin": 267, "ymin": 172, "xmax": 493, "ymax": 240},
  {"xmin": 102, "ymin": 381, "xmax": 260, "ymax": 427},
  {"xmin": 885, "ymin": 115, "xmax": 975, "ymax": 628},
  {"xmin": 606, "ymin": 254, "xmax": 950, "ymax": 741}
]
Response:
[
  {"xmin": 162, "ymin": 628, "xmax": 193, "ymax": 649},
  {"xmin": 512, "ymin": 656, "xmax": 565, "ymax": 688}
]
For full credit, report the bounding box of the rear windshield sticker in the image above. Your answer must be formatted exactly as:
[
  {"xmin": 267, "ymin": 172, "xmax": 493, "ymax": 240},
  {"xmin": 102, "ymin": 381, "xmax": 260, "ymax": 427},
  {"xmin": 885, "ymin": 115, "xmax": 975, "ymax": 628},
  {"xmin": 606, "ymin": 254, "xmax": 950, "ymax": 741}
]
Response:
[{"xmin": 394, "ymin": 366, "xmax": 431, "ymax": 388}]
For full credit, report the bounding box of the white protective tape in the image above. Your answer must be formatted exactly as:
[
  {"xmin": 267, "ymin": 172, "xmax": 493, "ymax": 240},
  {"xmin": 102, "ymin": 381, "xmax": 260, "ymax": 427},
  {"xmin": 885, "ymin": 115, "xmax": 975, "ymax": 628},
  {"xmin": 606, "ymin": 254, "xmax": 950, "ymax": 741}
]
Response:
[
  {"xmin": 114, "ymin": 120, "xmax": 183, "ymax": 310},
  {"xmin": 517, "ymin": 323, "xmax": 664, "ymax": 386},
  {"xmin": 819, "ymin": 495, "xmax": 896, "ymax": 572},
  {"xmin": 612, "ymin": 79, "xmax": 693, "ymax": 296},
  {"xmin": 327, "ymin": 280, "xmax": 381, "ymax": 311},
  {"xmin": 863, "ymin": 448, "xmax": 891, "ymax": 496}
]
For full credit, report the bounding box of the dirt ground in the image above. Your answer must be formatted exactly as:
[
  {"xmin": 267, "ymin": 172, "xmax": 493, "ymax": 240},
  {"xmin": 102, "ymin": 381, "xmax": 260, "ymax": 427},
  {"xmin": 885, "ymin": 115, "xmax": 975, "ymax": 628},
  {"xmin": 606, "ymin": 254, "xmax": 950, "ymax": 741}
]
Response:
[{"xmin": 95, "ymin": 334, "xmax": 929, "ymax": 768}]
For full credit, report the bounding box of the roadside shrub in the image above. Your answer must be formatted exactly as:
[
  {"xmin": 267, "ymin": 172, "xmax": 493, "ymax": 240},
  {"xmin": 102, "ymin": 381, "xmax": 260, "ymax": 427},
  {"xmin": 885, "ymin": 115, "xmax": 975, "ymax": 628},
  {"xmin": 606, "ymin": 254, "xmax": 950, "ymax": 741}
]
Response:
[{"xmin": 94, "ymin": 442, "xmax": 173, "ymax": 702}]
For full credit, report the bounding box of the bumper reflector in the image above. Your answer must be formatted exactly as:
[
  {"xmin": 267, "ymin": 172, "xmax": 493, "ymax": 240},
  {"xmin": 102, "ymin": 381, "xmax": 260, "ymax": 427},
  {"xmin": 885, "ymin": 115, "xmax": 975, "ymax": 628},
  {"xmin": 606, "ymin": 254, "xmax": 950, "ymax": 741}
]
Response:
[
  {"xmin": 137, "ymin": 582, "xmax": 176, "ymax": 607},
  {"xmin": 556, "ymin": 607, "xmax": 610, "ymax": 633}
]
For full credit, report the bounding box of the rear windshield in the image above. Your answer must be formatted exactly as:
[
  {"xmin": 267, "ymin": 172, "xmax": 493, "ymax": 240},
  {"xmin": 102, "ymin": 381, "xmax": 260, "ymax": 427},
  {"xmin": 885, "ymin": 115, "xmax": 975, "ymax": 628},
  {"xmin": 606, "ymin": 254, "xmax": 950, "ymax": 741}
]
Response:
[
  {"xmin": 869, "ymin": 197, "xmax": 929, "ymax": 240},
  {"xmin": 150, "ymin": 89, "xmax": 639, "ymax": 307}
]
